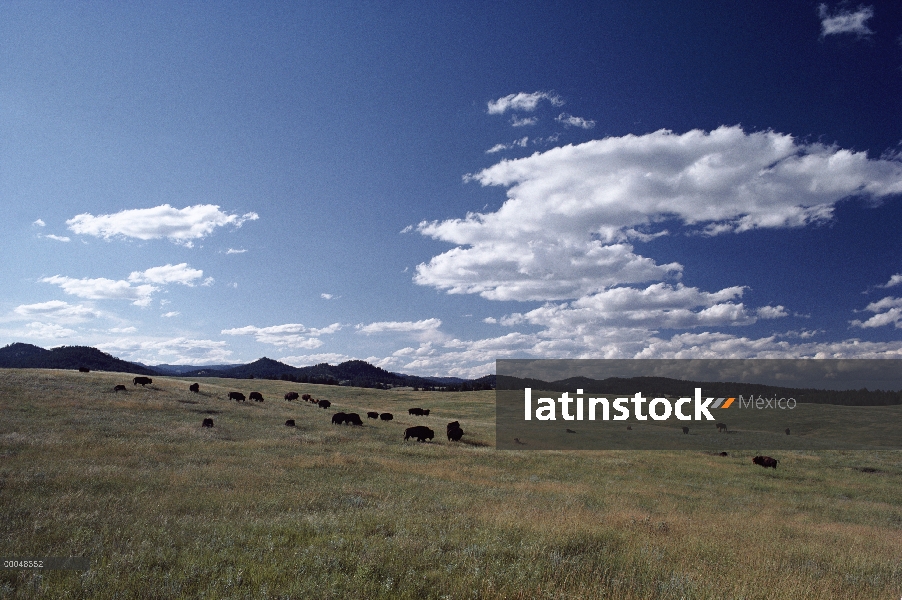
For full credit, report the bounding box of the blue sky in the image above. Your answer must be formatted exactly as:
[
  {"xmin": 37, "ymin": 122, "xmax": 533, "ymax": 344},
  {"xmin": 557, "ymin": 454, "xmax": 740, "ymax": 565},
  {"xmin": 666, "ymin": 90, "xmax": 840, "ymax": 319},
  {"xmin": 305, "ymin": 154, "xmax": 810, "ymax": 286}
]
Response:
[{"xmin": 2, "ymin": 1, "xmax": 902, "ymax": 377}]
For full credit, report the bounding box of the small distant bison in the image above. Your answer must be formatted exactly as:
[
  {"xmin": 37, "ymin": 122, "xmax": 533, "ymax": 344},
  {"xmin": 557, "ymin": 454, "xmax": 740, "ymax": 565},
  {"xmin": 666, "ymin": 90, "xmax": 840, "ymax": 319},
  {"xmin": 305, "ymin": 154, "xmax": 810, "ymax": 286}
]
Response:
[
  {"xmin": 344, "ymin": 413, "xmax": 363, "ymax": 426},
  {"xmin": 78, "ymin": 367, "xmax": 90, "ymax": 373},
  {"xmin": 302, "ymin": 394, "xmax": 312, "ymax": 402},
  {"xmin": 284, "ymin": 392, "xmax": 299, "ymax": 401},
  {"xmin": 716, "ymin": 422, "xmax": 728, "ymax": 432},
  {"xmin": 202, "ymin": 418, "xmax": 214, "ymax": 428},
  {"xmin": 133, "ymin": 376, "xmax": 153, "ymax": 387},
  {"xmin": 228, "ymin": 391, "xmax": 246, "ymax": 402},
  {"xmin": 379, "ymin": 412, "xmax": 393, "ymax": 421},
  {"xmin": 408, "ymin": 408, "xmax": 430, "ymax": 416},
  {"xmin": 404, "ymin": 425, "xmax": 434, "ymax": 442},
  {"xmin": 626, "ymin": 425, "xmax": 632, "ymax": 430},
  {"xmin": 785, "ymin": 428, "xmax": 791, "ymax": 435},
  {"xmin": 753, "ymin": 455, "xmax": 779, "ymax": 469},
  {"xmin": 318, "ymin": 399, "xmax": 331, "ymax": 409},
  {"xmin": 682, "ymin": 426, "xmax": 689, "ymax": 434},
  {"xmin": 566, "ymin": 428, "xmax": 577, "ymax": 434},
  {"xmin": 332, "ymin": 412, "xmax": 348, "ymax": 425},
  {"xmin": 113, "ymin": 384, "xmax": 127, "ymax": 393},
  {"xmin": 367, "ymin": 411, "xmax": 379, "ymax": 419},
  {"xmin": 249, "ymin": 392, "xmax": 264, "ymax": 402},
  {"xmin": 719, "ymin": 451, "xmax": 729, "ymax": 457},
  {"xmin": 189, "ymin": 383, "xmax": 200, "ymax": 393},
  {"xmin": 285, "ymin": 419, "xmax": 295, "ymax": 427},
  {"xmin": 447, "ymin": 421, "xmax": 464, "ymax": 441}
]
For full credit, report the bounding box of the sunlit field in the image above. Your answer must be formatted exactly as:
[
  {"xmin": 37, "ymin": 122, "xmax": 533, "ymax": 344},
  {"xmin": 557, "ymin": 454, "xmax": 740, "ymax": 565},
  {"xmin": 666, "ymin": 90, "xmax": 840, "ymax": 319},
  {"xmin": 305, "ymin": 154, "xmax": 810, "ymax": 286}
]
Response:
[{"xmin": 1, "ymin": 369, "xmax": 900, "ymax": 599}]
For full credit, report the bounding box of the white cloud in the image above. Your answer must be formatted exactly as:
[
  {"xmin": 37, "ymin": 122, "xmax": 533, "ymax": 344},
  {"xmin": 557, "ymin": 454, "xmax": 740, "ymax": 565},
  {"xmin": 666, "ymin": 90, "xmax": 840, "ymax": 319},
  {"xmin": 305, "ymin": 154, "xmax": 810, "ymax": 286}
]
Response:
[
  {"xmin": 226, "ymin": 248, "xmax": 247, "ymax": 254},
  {"xmin": 851, "ymin": 296, "xmax": 902, "ymax": 329},
  {"xmin": 878, "ymin": 274, "xmax": 902, "ymax": 288},
  {"xmin": 357, "ymin": 318, "xmax": 447, "ymax": 343},
  {"xmin": 109, "ymin": 326, "xmax": 137, "ymax": 334},
  {"xmin": 756, "ymin": 305, "xmax": 789, "ymax": 319},
  {"xmin": 13, "ymin": 300, "xmax": 101, "ymax": 324},
  {"xmin": 511, "ymin": 116, "xmax": 538, "ymax": 127},
  {"xmin": 486, "ymin": 137, "xmax": 529, "ymax": 154},
  {"xmin": 486, "ymin": 143, "xmax": 509, "ymax": 154},
  {"xmin": 321, "ymin": 293, "xmax": 334, "ymax": 300},
  {"xmin": 279, "ymin": 353, "xmax": 355, "ymax": 366},
  {"xmin": 818, "ymin": 4, "xmax": 874, "ymax": 37},
  {"xmin": 202, "ymin": 277, "xmax": 215, "ymax": 287},
  {"xmin": 416, "ymin": 127, "xmax": 902, "ymax": 302},
  {"xmin": 98, "ymin": 337, "xmax": 235, "ymax": 365},
  {"xmin": 161, "ymin": 311, "xmax": 180, "ymax": 318},
  {"xmin": 221, "ymin": 322, "xmax": 341, "ymax": 348},
  {"xmin": 128, "ymin": 263, "xmax": 203, "ymax": 286},
  {"xmin": 66, "ymin": 204, "xmax": 259, "ymax": 246},
  {"xmin": 32, "ymin": 219, "xmax": 46, "ymax": 227},
  {"xmin": 41, "ymin": 275, "xmax": 158, "ymax": 307},
  {"xmin": 556, "ymin": 113, "xmax": 596, "ymax": 129},
  {"xmin": 487, "ymin": 91, "xmax": 564, "ymax": 115},
  {"xmin": 44, "ymin": 234, "xmax": 70, "ymax": 242}
]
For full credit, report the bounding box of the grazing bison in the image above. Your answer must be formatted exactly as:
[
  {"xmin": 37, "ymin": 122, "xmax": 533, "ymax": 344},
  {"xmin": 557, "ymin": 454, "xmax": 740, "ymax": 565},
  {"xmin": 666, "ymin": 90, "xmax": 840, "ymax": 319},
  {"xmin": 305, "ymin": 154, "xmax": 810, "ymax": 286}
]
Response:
[
  {"xmin": 285, "ymin": 392, "xmax": 299, "ymax": 401},
  {"xmin": 318, "ymin": 399, "xmax": 331, "ymax": 409},
  {"xmin": 716, "ymin": 422, "xmax": 728, "ymax": 432},
  {"xmin": 404, "ymin": 425, "xmax": 434, "ymax": 442},
  {"xmin": 133, "ymin": 376, "xmax": 153, "ymax": 387},
  {"xmin": 785, "ymin": 428, "xmax": 791, "ymax": 435},
  {"xmin": 719, "ymin": 451, "xmax": 729, "ymax": 457},
  {"xmin": 408, "ymin": 407, "xmax": 424, "ymax": 416},
  {"xmin": 379, "ymin": 412, "xmax": 393, "ymax": 421},
  {"xmin": 367, "ymin": 411, "xmax": 379, "ymax": 419},
  {"xmin": 447, "ymin": 425, "xmax": 464, "ymax": 441},
  {"xmin": 78, "ymin": 367, "xmax": 90, "ymax": 373},
  {"xmin": 249, "ymin": 392, "xmax": 264, "ymax": 402},
  {"xmin": 514, "ymin": 437, "xmax": 525, "ymax": 445},
  {"xmin": 566, "ymin": 428, "xmax": 576, "ymax": 434},
  {"xmin": 752, "ymin": 455, "xmax": 779, "ymax": 469},
  {"xmin": 302, "ymin": 393, "xmax": 312, "ymax": 402},
  {"xmin": 626, "ymin": 425, "xmax": 632, "ymax": 430},
  {"xmin": 113, "ymin": 384, "xmax": 127, "ymax": 393},
  {"xmin": 228, "ymin": 391, "xmax": 246, "ymax": 402},
  {"xmin": 344, "ymin": 413, "xmax": 363, "ymax": 426},
  {"xmin": 682, "ymin": 426, "xmax": 689, "ymax": 434},
  {"xmin": 332, "ymin": 412, "xmax": 348, "ymax": 425},
  {"xmin": 189, "ymin": 383, "xmax": 200, "ymax": 393},
  {"xmin": 285, "ymin": 419, "xmax": 295, "ymax": 427},
  {"xmin": 202, "ymin": 418, "xmax": 214, "ymax": 428}
]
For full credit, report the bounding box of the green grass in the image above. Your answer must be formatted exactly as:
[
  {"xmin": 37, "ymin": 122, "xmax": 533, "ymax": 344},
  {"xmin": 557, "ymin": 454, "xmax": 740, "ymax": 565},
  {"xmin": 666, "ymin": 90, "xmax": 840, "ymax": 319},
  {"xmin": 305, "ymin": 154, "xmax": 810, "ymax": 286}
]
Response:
[{"xmin": 1, "ymin": 369, "xmax": 900, "ymax": 599}]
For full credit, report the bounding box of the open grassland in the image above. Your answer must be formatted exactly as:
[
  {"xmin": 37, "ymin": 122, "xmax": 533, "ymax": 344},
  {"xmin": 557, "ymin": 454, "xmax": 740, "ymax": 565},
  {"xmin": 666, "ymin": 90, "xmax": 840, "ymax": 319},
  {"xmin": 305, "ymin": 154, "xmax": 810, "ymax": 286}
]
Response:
[{"xmin": 1, "ymin": 369, "xmax": 901, "ymax": 599}]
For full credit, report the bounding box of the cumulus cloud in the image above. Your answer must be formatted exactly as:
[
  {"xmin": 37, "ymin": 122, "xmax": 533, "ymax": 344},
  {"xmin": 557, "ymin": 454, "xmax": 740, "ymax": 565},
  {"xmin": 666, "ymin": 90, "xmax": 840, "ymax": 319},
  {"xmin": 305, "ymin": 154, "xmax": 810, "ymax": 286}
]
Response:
[
  {"xmin": 878, "ymin": 274, "xmax": 902, "ymax": 288},
  {"xmin": 486, "ymin": 137, "xmax": 529, "ymax": 154},
  {"xmin": 13, "ymin": 300, "xmax": 101, "ymax": 324},
  {"xmin": 44, "ymin": 234, "xmax": 70, "ymax": 242},
  {"xmin": 357, "ymin": 318, "xmax": 447, "ymax": 343},
  {"xmin": 818, "ymin": 4, "xmax": 874, "ymax": 37},
  {"xmin": 23, "ymin": 322, "xmax": 78, "ymax": 338},
  {"xmin": 128, "ymin": 263, "xmax": 203, "ymax": 286},
  {"xmin": 556, "ymin": 113, "xmax": 596, "ymax": 129},
  {"xmin": 321, "ymin": 293, "xmax": 334, "ymax": 300},
  {"xmin": 416, "ymin": 127, "xmax": 902, "ymax": 302},
  {"xmin": 221, "ymin": 322, "xmax": 341, "ymax": 348},
  {"xmin": 41, "ymin": 275, "xmax": 158, "ymax": 307},
  {"xmin": 226, "ymin": 248, "xmax": 247, "ymax": 254},
  {"xmin": 32, "ymin": 219, "xmax": 46, "ymax": 227},
  {"xmin": 98, "ymin": 337, "xmax": 235, "ymax": 365},
  {"xmin": 161, "ymin": 311, "xmax": 180, "ymax": 318},
  {"xmin": 279, "ymin": 353, "xmax": 356, "ymax": 367},
  {"xmin": 851, "ymin": 296, "xmax": 902, "ymax": 329},
  {"xmin": 487, "ymin": 91, "xmax": 563, "ymax": 115},
  {"xmin": 66, "ymin": 204, "xmax": 259, "ymax": 246},
  {"xmin": 511, "ymin": 116, "xmax": 538, "ymax": 127}
]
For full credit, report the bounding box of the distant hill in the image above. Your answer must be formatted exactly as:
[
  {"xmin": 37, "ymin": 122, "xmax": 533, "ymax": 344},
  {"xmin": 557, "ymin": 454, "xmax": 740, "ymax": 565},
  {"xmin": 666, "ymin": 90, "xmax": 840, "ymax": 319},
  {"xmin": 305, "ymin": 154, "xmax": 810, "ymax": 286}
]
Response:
[
  {"xmin": 0, "ymin": 343, "xmax": 157, "ymax": 375},
  {"xmin": 150, "ymin": 363, "xmax": 240, "ymax": 375}
]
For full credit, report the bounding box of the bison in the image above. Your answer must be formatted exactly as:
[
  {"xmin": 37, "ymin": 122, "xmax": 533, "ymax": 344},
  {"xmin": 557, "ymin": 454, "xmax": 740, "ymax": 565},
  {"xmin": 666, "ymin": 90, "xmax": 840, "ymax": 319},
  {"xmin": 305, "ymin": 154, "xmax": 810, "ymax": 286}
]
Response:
[
  {"xmin": 228, "ymin": 391, "xmax": 246, "ymax": 402},
  {"xmin": 566, "ymin": 428, "xmax": 576, "ymax": 433},
  {"xmin": 626, "ymin": 425, "xmax": 632, "ymax": 430},
  {"xmin": 318, "ymin": 399, "xmax": 331, "ymax": 409},
  {"xmin": 716, "ymin": 422, "xmax": 728, "ymax": 432},
  {"xmin": 285, "ymin": 419, "xmax": 295, "ymax": 427},
  {"xmin": 285, "ymin": 392, "xmax": 299, "ymax": 401},
  {"xmin": 113, "ymin": 384, "xmax": 127, "ymax": 393},
  {"xmin": 447, "ymin": 425, "xmax": 464, "ymax": 442},
  {"xmin": 719, "ymin": 451, "xmax": 729, "ymax": 457},
  {"xmin": 189, "ymin": 383, "xmax": 200, "ymax": 393},
  {"xmin": 682, "ymin": 426, "xmax": 689, "ymax": 434},
  {"xmin": 133, "ymin": 376, "xmax": 153, "ymax": 387},
  {"xmin": 78, "ymin": 367, "xmax": 90, "ymax": 373},
  {"xmin": 249, "ymin": 392, "xmax": 264, "ymax": 402},
  {"xmin": 408, "ymin": 407, "xmax": 424, "ymax": 416},
  {"xmin": 404, "ymin": 425, "xmax": 434, "ymax": 442},
  {"xmin": 752, "ymin": 455, "xmax": 779, "ymax": 469},
  {"xmin": 302, "ymin": 394, "xmax": 312, "ymax": 402},
  {"xmin": 202, "ymin": 418, "xmax": 214, "ymax": 428},
  {"xmin": 367, "ymin": 411, "xmax": 379, "ymax": 419},
  {"xmin": 379, "ymin": 412, "xmax": 393, "ymax": 421},
  {"xmin": 344, "ymin": 413, "xmax": 363, "ymax": 426},
  {"xmin": 331, "ymin": 412, "xmax": 347, "ymax": 425},
  {"xmin": 785, "ymin": 428, "xmax": 791, "ymax": 435}
]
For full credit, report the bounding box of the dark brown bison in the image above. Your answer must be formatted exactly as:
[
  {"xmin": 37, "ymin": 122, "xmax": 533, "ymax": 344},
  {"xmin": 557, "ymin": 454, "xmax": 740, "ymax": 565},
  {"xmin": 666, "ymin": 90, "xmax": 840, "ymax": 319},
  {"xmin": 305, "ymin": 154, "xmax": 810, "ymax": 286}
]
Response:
[
  {"xmin": 331, "ymin": 412, "xmax": 347, "ymax": 425},
  {"xmin": 284, "ymin": 392, "xmax": 299, "ymax": 401},
  {"xmin": 189, "ymin": 383, "xmax": 200, "ymax": 393},
  {"xmin": 404, "ymin": 425, "xmax": 434, "ymax": 442},
  {"xmin": 78, "ymin": 367, "xmax": 90, "ymax": 373},
  {"xmin": 228, "ymin": 391, "xmax": 246, "ymax": 402},
  {"xmin": 716, "ymin": 422, "xmax": 727, "ymax": 432},
  {"xmin": 566, "ymin": 428, "xmax": 576, "ymax": 433},
  {"xmin": 682, "ymin": 426, "xmax": 689, "ymax": 434},
  {"xmin": 113, "ymin": 384, "xmax": 127, "ymax": 392},
  {"xmin": 285, "ymin": 419, "xmax": 295, "ymax": 427},
  {"xmin": 318, "ymin": 399, "xmax": 331, "ymax": 409},
  {"xmin": 301, "ymin": 394, "xmax": 312, "ymax": 402},
  {"xmin": 752, "ymin": 455, "xmax": 778, "ymax": 469},
  {"xmin": 719, "ymin": 451, "xmax": 729, "ymax": 457},
  {"xmin": 367, "ymin": 411, "xmax": 379, "ymax": 419},
  {"xmin": 379, "ymin": 412, "xmax": 393, "ymax": 421},
  {"xmin": 344, "ymin": 413, "xmax": 363, "ymax": 426},
  {"xmin": 249, "ymin": 392, "xmax": 264, "ymax": 402},
  {"xmin": 785, "ymin": 428, "xmax": 790, "ymax": 435},
  {"xmin": 626, "ymin": 425, "xmax": 632, "ymax": 430},
  {"xmin": 202, "ymin": 418, "xmax": 214, "ymax": 428},
  {"xmin": 408, "ymin": 407, "xmax": 425, "ymax": 416},
  {"xmin": 447, "ymin": 425, "xmax": 464, "ymax": 441},
  {"xmin": 133, "ymin": 376, "xmax": 153, "ymax": 387}
]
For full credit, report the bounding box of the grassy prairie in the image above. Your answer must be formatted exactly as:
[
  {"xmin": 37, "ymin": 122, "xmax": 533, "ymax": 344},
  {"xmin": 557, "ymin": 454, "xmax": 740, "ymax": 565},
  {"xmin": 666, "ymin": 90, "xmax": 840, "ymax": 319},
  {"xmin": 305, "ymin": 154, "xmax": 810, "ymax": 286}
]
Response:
[{"xmin": 0, "ymin": 368, "xmax": 900, "ymax": 599}]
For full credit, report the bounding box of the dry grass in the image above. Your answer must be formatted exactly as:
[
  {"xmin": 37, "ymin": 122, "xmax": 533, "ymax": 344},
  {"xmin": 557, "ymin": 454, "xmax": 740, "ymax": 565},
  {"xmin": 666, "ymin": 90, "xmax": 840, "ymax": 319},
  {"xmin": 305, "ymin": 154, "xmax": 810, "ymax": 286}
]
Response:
[{"xmin": 0, "ymin": 368, "xmax": 900, "ymax": 599}]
